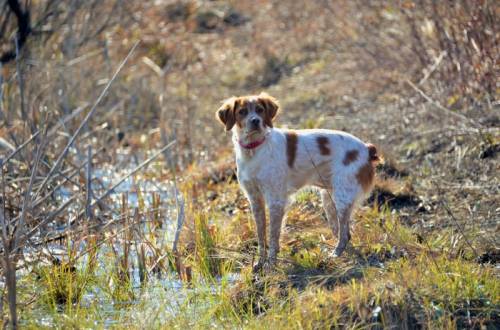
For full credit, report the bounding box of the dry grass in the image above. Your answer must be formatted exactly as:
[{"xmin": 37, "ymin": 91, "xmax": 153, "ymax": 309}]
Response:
[{"xmin": 0, "ymin": 0, "xmax": 498, "ymax": 328}]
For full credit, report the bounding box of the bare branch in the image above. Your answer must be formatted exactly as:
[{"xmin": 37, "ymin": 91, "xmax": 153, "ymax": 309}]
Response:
[
  {"xmin": 0, "ymin": 0, "xmax": 31, "ymax": 64},
  {"xmin": 405, "ymin": 79, "xmax": 482, "ymax": 129},
  {"xmin": 34, "ymin": 40, "xmax": 140, "ymax": 199}
]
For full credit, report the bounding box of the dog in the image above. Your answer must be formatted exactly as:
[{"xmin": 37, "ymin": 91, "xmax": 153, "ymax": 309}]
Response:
[{"xmin": 216, "ymin": 92, "xmax": 380, "ymax": 271}]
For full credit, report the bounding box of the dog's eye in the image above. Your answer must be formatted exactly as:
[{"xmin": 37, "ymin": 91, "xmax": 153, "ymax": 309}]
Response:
[
  {"xmin": 256, "ymin": 107, "xmax": 264, "ymax": 114},
  {"xmin": 239, "ymin": 108, "xmax": 247, "ymax": 116}
]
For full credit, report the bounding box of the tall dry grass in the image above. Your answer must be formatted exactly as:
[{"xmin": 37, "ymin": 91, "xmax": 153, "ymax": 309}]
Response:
[{"xmin": 0, "ymin": 0, "xmax": 497, "ymax": 328}]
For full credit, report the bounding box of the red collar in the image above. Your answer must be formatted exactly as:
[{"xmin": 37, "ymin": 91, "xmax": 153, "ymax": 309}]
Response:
[{"xmin": 239, "ymin": 137, "xmax": 266, "ymax": 150}]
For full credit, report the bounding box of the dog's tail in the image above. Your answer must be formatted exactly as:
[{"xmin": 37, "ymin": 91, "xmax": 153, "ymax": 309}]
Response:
[{"xmin": 366, "ymin": 144, "xmax": 382, "ymax": 163}]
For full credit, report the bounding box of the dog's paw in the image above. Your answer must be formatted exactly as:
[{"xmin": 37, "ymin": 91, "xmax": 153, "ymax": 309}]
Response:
[
  {"xmin": 252, "ymin": 261, "xmax": 264, "ymax": 273},
  {"xmin": 262, "ymin": 260, "xmax": 277, "ymax": 273},
  {"xmin": 330, "ymin": 252, "xmax": 341, "ymax": 259},
  {"xmin": 330, "ymin": 241, "xmax": 357, "ymax": 259},
  {"xmin": 330, "ymin": 247, "xmax": 346, "ymax": 258},
  {"xmin": 252, "ymin": 259, "xmax": 277, "ymax": 274}
]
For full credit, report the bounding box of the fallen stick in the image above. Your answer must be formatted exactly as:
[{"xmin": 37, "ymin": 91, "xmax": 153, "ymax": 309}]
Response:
[
  {"xmin": 70, "ymin": 140, "xmax": 176, "ymax": 225},
  {"xmin": 418, "ymin": 51, "xmax": 446, "ymax": 85},
  {"xmin": 406, "ymin": 79, "xmax": 482, "ymax": 129}
]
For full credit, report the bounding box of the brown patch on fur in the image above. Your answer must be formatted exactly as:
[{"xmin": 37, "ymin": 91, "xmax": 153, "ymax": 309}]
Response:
[
  {"xmin": 216, "ymin": 97, "xmax": 237, "ymax": 131},
  {"xmin": 367, "ymin": 143, "xmax": 380, "ymax": 162},
  {"xmin": 343, "ymin": 149, "xmax": 359, "ymax": 165},
  {"xmin": 355, "ymin": 144, "xmax": 380, "ymax": 192},
  {"xmin": 316, "ymin": 136, "xmax": 331, "ymax": 155},
  {"xmin": 356, "ymin": 162, "xmax": 375, "ymax": 192},
  {"xmin": 257, "ymin": 93, "xmax": 279, "ymax": 128},
  {"xmin": 286, "ymin": 131, "xmax": 298, "ymax": 168},
  {"xmin": 234, "ymin": 99, "xmax": 247, "ymax": 128}
]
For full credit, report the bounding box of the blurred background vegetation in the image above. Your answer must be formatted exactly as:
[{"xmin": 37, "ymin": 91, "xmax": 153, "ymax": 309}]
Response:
[
  {"xmin": 1, "ymin": 0, "xmax": 497, "ymax": 166},
  {"xmin": 0, "ymin": 0, "xmax": 498, "ymax": 328}
]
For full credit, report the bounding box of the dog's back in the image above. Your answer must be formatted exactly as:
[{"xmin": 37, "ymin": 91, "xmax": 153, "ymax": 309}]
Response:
[{"xmin": 254, "ymin": 128, "xmax": 378, "ymax": 196}]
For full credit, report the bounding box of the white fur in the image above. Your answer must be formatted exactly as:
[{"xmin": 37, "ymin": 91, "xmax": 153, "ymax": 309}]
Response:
[
  {"xmin": 235, "ymin": 128, "xmax": 368, "ymax": 194},
  {"xmin": 232, "ymin": 126, "xmax": 376, "ymax": 269}
]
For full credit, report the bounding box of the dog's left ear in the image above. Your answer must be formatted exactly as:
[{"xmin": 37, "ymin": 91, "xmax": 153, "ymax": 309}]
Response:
[
  {"xmin": 258, "ymin": 92, "xmax": 280, "ymax": 128},
  {"xmin": 216, "ymin": 97, "xmax": 237, "ymax": 131}
]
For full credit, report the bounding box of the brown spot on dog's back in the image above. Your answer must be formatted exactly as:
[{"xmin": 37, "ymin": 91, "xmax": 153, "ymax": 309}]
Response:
[
  {"xmin": 316, "ymin": 136, "xmax": 331, "ymax": 155},
  {"xmin": 343, "ymin": 150, "xmax": 359, "ymax": 165},
  {"xmin": 356, "ymin": 162, "xmax": 375, "ymax": 192},
  {"xmin": 286, "ymin": 131, "xmax": 298, "ymax": 168}
]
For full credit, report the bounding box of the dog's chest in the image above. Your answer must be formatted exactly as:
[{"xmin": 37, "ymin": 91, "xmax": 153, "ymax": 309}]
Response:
[
  {"xmin": 236, "ymin": 157, "xmax": 267, "ymax": 183},
  {"xmin": 236, "ymin": 146, "xmax": 286, "ymax": 187}
]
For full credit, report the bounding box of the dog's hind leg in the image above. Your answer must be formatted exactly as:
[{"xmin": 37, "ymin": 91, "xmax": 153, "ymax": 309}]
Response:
[
  {"xmin": 331, "ymin": 177, "xmax": 359, "ymax": 257},
  {"xmin": 321, "ymin": 189, "xmax": 338, "ymax": 237},
  {"xmin": 332, "ymin": 201, "xmax": 354, "ymax": 257},
  {"xmin": 268, "ymin": 200, "xmax": 286, "ymax": 267}
]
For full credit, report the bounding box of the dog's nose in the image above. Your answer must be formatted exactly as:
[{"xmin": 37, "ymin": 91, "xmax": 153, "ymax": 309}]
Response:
[{"xmin": 251, "ymin": 118, "xmax": 260, "ymax": 126}]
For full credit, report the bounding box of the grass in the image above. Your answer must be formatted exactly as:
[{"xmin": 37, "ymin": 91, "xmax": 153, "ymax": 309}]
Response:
[
  {"xmin": 1, "ymin": 0, "xmax": 498, "ymax": 328},
  {"xmin": 170, "ymin": 197, "xmax": 498, "ymax": 329},
  {"xmin": 12, "ymin": 175, "xmax": 498, "ymax": 328}
]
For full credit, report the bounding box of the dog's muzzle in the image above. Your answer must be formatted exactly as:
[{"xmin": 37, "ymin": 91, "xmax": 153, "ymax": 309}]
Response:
[{"xmin": 249, "ymin": 117, "xmax": 261, "ymax": 131}]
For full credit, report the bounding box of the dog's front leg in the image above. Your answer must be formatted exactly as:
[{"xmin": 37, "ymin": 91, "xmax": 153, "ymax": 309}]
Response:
[
  {"xmin": 248, "ymin": 195, "xmax": 267, "ymax": 271},
  {"xmin": 268, "ymin": 201, "xmax": 286, "ymax": 267}
]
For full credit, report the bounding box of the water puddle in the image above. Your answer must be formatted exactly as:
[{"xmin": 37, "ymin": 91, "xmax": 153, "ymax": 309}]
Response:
[{"xmin": 17, "ymin": 147, "xmax": 238, "ymax": 327}]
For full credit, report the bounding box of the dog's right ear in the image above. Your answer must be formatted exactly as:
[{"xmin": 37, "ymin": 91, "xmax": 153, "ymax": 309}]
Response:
[{"xmin": 216, "ymin": 97, "xmax": 237, "ymax": 131}]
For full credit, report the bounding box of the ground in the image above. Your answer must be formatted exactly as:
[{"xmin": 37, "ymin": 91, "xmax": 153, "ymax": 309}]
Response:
[{"xmin": 0, "ymin": 0, "xmax": 498, "ymax": 328}]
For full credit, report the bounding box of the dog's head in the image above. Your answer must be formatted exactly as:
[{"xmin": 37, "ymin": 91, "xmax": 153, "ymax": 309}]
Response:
[{"xmin": 216, "ymin": 93, "xmax": 279, "ymax": 135}]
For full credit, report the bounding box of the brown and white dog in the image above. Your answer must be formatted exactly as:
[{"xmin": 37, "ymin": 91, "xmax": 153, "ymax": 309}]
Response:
[{"xmin": 216, "ymin": 93, "xmax": 380, "ymax": 271}]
